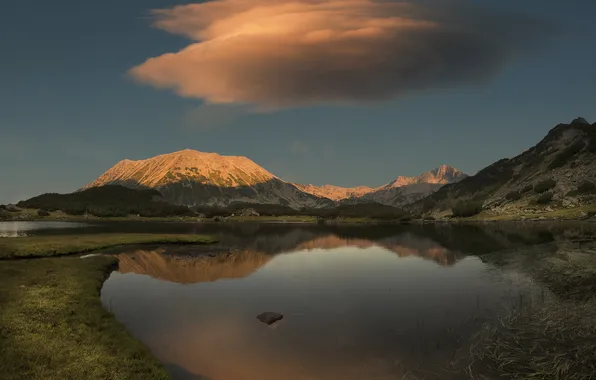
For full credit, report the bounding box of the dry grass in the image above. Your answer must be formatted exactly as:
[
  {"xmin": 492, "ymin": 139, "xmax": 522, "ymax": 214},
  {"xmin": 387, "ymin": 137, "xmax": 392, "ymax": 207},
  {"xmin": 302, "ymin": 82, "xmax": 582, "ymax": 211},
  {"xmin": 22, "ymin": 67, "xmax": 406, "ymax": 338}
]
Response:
[
  {"xmin": 464, "ymin": 244, "xmax": 596, "ymax": 379},
  {"xmin": 467, "ymin": 299, "xmax": 596, "ymax": 380}
]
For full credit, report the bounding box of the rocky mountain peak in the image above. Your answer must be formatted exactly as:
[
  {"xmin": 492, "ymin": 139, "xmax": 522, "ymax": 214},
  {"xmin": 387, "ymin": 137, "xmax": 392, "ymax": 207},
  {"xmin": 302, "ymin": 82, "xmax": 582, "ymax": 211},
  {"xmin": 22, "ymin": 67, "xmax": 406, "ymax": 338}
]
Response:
[
  {"xmin": 571, "ymin": 117, "xmax": 590, "ymax": 126},
  {"xmin": 387, "ymin": 165, "xmax": 467, "ymax": 188}
]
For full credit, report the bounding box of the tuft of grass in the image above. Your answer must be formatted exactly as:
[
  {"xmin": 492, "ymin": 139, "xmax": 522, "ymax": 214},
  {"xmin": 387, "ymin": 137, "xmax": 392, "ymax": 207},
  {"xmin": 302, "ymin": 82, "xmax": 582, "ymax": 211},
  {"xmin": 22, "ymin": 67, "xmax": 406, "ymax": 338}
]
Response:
[
  {"xmin": 0, "ymin": 233, "xmax": 217, "ymax": 260},
  {"xmin": 466, "ymin": 244, "xmax": 596, "ymax": 379},
  {"xmin": 468, "ymin": 299, "xmax": 596, "ymax": 380},
  {"xmin": 0, "ymin": 256, "xmax": 170, "ymax": 380}
]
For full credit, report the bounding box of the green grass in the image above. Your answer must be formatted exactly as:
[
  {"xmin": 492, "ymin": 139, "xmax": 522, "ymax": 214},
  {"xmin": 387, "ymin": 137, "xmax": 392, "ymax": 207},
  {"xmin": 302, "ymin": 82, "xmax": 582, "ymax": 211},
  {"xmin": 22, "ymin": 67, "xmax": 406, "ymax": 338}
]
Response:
[
  {"xmin": 0, "ymin": 256, "xmax": 170, "ymax": 380},
  {"xmin": 0, "ymin": 234, "xmax": 217, "ymax": 259}
]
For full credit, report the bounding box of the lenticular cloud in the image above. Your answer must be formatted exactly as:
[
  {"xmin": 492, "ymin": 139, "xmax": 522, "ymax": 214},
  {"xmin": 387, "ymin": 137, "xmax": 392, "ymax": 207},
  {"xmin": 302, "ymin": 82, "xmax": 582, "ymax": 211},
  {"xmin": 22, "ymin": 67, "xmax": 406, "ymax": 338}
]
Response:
[{"xmin": 129, "ymin": 0, "xmax": 551, "ymax": 108}]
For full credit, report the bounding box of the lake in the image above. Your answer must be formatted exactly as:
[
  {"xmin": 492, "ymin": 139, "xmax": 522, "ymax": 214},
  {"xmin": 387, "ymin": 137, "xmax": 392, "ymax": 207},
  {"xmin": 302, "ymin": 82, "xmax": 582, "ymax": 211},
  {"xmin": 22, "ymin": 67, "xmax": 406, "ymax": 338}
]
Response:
[{"xmin": 3, "ymin": 220, "xmax": 594, "ymax": 379}]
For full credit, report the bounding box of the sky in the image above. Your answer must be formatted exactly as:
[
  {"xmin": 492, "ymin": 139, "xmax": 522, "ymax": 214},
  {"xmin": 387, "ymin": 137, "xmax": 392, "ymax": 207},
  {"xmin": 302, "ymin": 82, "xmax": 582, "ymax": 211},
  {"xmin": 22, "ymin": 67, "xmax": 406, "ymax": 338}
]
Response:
[{"xmin": 1, "ymin": 0, "xmax": 595, "ymax": 203}]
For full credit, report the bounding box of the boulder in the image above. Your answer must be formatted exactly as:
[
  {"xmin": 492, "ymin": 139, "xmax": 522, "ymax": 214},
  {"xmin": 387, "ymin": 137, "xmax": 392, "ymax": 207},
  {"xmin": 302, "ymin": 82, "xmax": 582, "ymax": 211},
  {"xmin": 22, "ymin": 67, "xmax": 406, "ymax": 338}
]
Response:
[
  {"xmin": 37, "ymin": 209, "xmax": 50, "ymax": 217},
  {"xmin": 240, "ymin": 208, "xmax": 260, "ymax": 217},
  {"xmin": 256, "ymin": 312, "xmax": 284, "ymax": 325},
  {"xmin": 6, "ymin": 204, "xmax": 21, "ymax": 212}
]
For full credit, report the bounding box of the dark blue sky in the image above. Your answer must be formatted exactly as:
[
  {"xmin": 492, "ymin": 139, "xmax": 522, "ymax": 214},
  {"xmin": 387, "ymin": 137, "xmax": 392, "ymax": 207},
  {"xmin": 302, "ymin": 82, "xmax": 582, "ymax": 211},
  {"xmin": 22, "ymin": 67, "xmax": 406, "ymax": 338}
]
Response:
[{"xmin": 1, "ymin": 0, "xmax": 595, "ymax": 203}]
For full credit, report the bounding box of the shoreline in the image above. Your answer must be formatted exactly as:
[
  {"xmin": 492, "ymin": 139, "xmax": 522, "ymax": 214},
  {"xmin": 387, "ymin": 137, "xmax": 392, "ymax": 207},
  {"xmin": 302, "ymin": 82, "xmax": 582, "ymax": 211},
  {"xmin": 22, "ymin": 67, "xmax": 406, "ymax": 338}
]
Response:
[{"xmin": 0, "ymin": 234, "xmax": 218, "ymax": 380}]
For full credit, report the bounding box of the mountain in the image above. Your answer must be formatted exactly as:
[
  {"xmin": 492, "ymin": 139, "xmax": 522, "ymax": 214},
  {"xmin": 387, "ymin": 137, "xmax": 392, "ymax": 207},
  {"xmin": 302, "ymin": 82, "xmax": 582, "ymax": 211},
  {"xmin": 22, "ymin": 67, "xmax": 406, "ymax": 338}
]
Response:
[
  {"xmin": 356, "ymin": 165, "xmax": 468, "ymax": 206},
  {"xmin": 409, "ymin": 117, "xmax": 596, "ymax": 218},
  {"xmin": 83, "ymin": 149, "xmax": 333, "ymax": 209},
  {"xmin": 84, "ymin": 149, "xmax": 466, "ymax": 209},
  {"xmin": 296, "ymin": 165, "xmax": 467, "ymax": 206},
  {"xmin": 293, "ymin": 184, "xmax": 375, "ymax": 201}
]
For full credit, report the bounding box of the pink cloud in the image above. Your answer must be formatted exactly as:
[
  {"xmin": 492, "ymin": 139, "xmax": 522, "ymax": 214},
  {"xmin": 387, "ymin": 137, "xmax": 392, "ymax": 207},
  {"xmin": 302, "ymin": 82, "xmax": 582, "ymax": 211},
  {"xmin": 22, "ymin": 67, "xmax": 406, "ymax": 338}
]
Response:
[{"xmin": 130, "ymin": 0, "xmax": 551, "ymax": 108}]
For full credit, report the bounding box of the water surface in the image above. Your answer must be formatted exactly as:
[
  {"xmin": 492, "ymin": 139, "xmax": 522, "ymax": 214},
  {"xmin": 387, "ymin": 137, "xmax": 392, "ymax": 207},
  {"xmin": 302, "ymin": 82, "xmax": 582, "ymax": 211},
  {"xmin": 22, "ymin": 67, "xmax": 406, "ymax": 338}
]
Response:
[{"xmin": 99, "ymin": 223, "xmax": 573, "ymax": 380}]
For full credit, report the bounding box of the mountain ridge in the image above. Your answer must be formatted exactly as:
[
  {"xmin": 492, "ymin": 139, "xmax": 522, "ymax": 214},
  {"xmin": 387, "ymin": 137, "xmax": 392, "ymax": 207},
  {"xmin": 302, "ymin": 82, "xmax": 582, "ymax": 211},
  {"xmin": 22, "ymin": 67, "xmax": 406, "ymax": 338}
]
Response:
[
  {"xmin": 84, "ymin": 150, "xmax": 466, "ymax": 209},
  {"xmin": 409, "ymin": 117, "xmax": 596, "ymax": 218}
]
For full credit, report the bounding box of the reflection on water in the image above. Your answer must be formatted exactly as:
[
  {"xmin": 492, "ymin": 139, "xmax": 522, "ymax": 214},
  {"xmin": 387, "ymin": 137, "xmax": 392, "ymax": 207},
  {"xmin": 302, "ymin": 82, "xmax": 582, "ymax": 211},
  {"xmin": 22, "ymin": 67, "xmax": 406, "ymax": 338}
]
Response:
[
  {"xmin": 101, "ymin": 225, "xmax": 558, "ymax": 380},
  {"xmin": 0, "ymin": 221, "xmax": 89, "ymax": 237}
]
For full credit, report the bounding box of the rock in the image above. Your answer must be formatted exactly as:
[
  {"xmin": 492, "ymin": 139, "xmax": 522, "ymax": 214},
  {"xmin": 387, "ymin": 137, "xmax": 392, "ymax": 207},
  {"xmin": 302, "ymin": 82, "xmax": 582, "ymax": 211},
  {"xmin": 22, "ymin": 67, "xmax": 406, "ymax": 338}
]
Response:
[
  {"xmin": 37, "ymin": 209, "xmax": 50, "ymax": 217},
  {"xmin": 571, "ymin": 117, "xmax": 590, "ymax": 125},
  {"xmin": 256, "ymin": 312, "xmax": 284, "ymax": 325},
  {"xmin": 6, "ymin": 204, "xmax": 21, "ymax": 212},
  {"xmin": 80, "ymin": 253, "xmax": 103, "ymax": 259},
  {"xmin": 240, "ymin": 208, "xmax": 260, "ymax": 217}
]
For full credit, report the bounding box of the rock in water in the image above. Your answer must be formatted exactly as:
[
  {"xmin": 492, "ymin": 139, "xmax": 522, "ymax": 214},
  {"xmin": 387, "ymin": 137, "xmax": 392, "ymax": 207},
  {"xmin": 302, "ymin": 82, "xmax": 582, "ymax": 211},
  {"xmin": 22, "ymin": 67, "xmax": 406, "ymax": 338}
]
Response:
[{"xmin": 256, "ymin": 312, "xmax": 283, "ymax": 325}]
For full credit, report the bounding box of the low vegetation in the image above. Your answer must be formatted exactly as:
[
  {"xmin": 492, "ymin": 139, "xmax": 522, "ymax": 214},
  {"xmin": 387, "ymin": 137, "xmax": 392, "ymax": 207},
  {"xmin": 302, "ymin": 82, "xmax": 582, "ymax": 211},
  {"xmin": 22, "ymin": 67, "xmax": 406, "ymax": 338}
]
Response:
[
  {"xmin": 0, "ymin": 234, "xmax": 216, "ymax": 259},
  {"xmin": 0, "ymin": 233, "xmax": 218, "ymax": 379},
  {"xmin": 0, "ymin": 256, "xmax": 170, "ymax": 380},
  {"xmin": 548, "ymin": 141, "xmax": 585, "ymax": 169},
  {"xmin": 17, "ymin": 185, "xmax": 195, "ymax": 218},
  {"xmin": 505, "ymin": 191, "xmax": 521, "ymax": 201},
  {"xmin": 534, "ymin": 179, "xmax": 557, "ymax": 193},
  {"xmin": 531, "ymin": 192, "xmax": 554, "ymax": 205},
  {"xmin": 468, "ymin": 245, "xmax": 596, "ymax": 379},
  {"xmin": 567, "ymin": 181, "xmax": 596, "ymax": 197},
  {"xmin": 451, "ymin": 200, "xmax": 483, "ymax": 218}
]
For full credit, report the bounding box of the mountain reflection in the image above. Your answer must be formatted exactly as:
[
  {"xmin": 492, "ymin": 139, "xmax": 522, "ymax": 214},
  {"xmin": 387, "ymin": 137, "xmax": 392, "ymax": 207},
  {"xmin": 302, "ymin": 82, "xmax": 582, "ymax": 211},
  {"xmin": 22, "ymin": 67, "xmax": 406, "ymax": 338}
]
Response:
[
  {"xmin": 117, "ymin": 248, "xmax": 273, "ymax": 284},
  {"xmin": 115, "ymin": 231, "xmax": 463, "ymax": 284}
]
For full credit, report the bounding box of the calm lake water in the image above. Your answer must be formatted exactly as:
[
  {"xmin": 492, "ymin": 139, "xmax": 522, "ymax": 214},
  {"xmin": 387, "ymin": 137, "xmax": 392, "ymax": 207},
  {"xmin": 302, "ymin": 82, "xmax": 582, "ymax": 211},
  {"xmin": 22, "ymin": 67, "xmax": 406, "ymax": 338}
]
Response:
[{"xmin": 3, "ymin": 220, "xmax": 594, "ymax": 379}]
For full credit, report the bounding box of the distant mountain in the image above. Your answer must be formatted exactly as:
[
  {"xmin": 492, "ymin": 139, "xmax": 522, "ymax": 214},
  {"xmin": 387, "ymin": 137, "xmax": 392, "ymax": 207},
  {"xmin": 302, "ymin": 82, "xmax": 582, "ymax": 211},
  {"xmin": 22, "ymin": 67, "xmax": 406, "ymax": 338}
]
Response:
[
  {"xmin": 355, "ymin": 165, "xmax": 468, "ymax": 206},
  {"xmin": 83, "ymin": 149, "xmax": 333, "ymax": 209},
  {"xmin": 293, "ymin": 184, "xmax": 375, "ymax": 201},
  {"xmin": 409, "ymin": 117, "xmax": 596, "ymax": 218},
  {"xmin": 295, "ymin": 165, "xmax": 467, "ymax": 206},
  {"xmin": 84, "ymin": 149, "xmax": 466, "ymax": 209}
]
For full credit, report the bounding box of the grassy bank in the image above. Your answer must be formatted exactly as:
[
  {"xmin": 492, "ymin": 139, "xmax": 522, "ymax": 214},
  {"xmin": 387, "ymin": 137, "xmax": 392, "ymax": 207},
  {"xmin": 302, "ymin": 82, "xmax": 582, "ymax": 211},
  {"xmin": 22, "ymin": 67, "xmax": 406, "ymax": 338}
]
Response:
[
  {"xmin": 0, "ymin": 233, "xmax": 217, "ymax": 259},
  {"xmin": 0, "ymin": 233, "xmax": 218, "ymax": 379},
  {"xmin": 0, "ymin": 256, "xmax": 170, "ymax": 380},
  {"xmin": 466, "ymin": 243, "xmax": 596, "ymax": 379}
]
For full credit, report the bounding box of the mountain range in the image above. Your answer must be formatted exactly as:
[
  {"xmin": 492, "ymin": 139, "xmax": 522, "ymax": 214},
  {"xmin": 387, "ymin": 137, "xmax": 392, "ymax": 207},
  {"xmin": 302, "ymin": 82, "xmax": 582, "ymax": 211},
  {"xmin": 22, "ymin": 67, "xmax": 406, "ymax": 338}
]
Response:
[
  {"xmin": 84, "ymin": 150, "xmax": 467, "ymax": 209},
  {"xmin": 72, "ymin": 116, "xmax": 596, "ymax": 218},
  {"xmin": 409, "ymin": 117, "xmax": 596, "ymax": 218}
]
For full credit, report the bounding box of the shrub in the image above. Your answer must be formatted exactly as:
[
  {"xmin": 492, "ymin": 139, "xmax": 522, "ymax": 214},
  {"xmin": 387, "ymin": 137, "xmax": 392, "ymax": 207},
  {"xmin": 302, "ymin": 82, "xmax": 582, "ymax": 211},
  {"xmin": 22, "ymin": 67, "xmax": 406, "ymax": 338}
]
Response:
[
  {"xmin": 505, "ymin": 191, "xmax": 521, "ymax": 201},
  {"xmin": 532, "ymin": 192, "xmax": 553, "ymax": 205},
  {"xmin": 548, "ymin": 141, "xmax": 585, "ymax": 169},
  {"xmin": 422, "ymin": 216, "xmax": 436, "ymax": 221},
  {"xmin": 534, "ymin": 179, "xmax": 556, "ymax": 193},
  {"xmin": 452, "ymin": 201, "xmax": 483, "ymax": 218},
  {"xmin": 521, "ymin": 185, "xmax": 533, "ymax": 193},
  {"xmin": 567, "ymin": 181, "xmax": 596, "ymax": 197},
  {"xmin": 37, "ymin": 209, "xmax": 50, "ymax": 217}
]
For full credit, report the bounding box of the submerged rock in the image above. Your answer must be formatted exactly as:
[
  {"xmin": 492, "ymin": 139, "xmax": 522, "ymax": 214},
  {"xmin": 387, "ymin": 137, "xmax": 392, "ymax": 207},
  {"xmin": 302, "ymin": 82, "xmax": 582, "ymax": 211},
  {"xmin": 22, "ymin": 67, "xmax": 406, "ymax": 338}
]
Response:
[{"xmin": 256, "ymin": 312, "xmax": 283, "ymax": 325}]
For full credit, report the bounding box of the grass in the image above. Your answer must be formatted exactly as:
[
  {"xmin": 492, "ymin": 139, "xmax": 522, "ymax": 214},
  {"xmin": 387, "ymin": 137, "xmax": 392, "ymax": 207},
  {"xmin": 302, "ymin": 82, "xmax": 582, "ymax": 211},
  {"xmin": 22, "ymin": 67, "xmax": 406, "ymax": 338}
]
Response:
[
  {"xmin": 465, "ymin": 243, "xmax": 596, "ymax": 379},
  {"xmin": 468, "ymin": 299, "xmax": 596, "ymax": 380},
  {"xmin": 0, "ymin": 256, "xmax": 170, "ymax": 380},
  {"xmin": 0, "ymin": 233, "xmax": 217, "ymax": 259},
  {"xmin": 226, "ymin": 215, "xmax": 318, "ymax": 223},
  {"xmin": 464, "ymin": 203, "xmax": 596, "ymax": 222},
  {"xmin": 0, "ymin": 233, "xmax": 218, "ymax": 379},
  {"xmin": 1, "ymin": 208, "xmax": 205, "ymax": 222}
]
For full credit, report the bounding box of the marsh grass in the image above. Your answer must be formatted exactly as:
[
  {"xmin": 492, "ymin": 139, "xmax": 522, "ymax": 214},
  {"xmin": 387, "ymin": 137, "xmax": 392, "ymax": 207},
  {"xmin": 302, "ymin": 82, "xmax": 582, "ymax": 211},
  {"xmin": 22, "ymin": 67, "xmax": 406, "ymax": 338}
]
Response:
[
  {"xmin": 0, "ymin": 256, "xmax": 170, "ymax": 380},
  {"xmin": 0, "ymin": 233, "xmax": 217, "ymax": 259},
  {"xmin": 467, "ymin": 299, "xmax": 596, "ymax": 380},
  {"xmin": 464, "ymin": 243, "xmax": 596, "ymax": 379}
]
